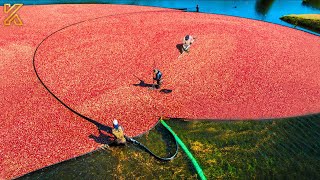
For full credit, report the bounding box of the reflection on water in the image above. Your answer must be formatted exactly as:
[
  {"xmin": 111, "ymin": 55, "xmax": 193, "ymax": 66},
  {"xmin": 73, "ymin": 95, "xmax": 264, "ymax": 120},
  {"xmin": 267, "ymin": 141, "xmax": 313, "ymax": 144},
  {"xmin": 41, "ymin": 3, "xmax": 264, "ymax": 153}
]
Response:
[
  {"xmin": 302, "ymin": 0, "xmax": 320, "ymax": 9},
  {"xmin": 255, "ymin": 0, "xmax": 276, "ymax": 16}
]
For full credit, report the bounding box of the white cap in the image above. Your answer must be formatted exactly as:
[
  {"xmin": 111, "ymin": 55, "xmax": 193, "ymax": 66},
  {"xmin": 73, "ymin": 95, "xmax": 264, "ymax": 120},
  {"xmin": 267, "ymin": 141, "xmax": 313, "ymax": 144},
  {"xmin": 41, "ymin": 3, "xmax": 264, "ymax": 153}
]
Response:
[{"xmin": 113, "ymin": 119, "xmax": 118, "ymax": 126}]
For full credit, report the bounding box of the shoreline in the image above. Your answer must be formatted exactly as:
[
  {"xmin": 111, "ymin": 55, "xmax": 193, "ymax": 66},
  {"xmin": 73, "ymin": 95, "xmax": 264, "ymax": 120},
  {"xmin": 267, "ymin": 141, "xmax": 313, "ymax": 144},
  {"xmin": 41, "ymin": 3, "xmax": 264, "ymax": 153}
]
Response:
[{"xmin": 280, "ymin": 14, "xmax": 320, "ymax": 34}]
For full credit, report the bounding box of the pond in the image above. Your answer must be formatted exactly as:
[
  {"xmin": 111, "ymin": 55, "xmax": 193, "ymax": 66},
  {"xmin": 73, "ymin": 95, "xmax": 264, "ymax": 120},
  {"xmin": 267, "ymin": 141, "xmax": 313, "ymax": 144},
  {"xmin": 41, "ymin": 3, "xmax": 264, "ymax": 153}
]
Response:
[{"xmin": 8, "ymin": 0, "xmax": 320, "ymax": 35}]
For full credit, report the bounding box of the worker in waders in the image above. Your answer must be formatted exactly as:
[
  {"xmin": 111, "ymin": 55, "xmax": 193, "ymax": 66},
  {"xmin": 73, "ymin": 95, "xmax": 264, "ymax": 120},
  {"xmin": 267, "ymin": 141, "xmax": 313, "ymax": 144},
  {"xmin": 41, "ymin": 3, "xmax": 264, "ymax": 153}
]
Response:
[
  {"xmin": 182, "ymin": 35, "xmax": 195, "ymax": 53},
  {"xmin": 111, "ymin": 119, "xmax": 126, "ymax": 145},
  {"xmin": 153, "ymin": 69, "xmax": 162, "ymax": 89}
]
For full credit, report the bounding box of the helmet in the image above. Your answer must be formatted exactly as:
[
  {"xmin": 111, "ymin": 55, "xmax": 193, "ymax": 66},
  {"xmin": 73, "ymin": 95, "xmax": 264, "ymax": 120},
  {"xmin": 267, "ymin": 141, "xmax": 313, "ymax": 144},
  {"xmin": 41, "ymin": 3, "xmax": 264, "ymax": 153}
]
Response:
[
  {"xmin": 185, "ymin": 35, "xmax": 190, "ymax": 41},
  {"xmin": 113, "ymin": 119, "xmax": 119, "ymax": 129},
  {"xmin": 154, "ymin": 69, "xmax": 158, "ymax": 73}
]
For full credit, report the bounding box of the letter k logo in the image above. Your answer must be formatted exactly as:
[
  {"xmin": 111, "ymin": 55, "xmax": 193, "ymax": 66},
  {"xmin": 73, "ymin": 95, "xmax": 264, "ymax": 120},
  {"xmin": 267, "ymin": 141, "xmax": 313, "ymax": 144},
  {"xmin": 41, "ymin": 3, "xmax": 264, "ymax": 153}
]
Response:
[{"xmin": 4, "ymin": 4, "xmax": 23, "ymax": 26}]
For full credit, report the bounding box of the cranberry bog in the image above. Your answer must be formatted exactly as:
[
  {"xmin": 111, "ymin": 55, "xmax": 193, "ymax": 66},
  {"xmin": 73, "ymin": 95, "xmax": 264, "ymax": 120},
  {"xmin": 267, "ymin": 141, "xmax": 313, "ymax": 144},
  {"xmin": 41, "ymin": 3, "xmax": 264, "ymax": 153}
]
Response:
[{"xmin": 1, "ymin": 4, "xmax": 320, "ymax": 179}]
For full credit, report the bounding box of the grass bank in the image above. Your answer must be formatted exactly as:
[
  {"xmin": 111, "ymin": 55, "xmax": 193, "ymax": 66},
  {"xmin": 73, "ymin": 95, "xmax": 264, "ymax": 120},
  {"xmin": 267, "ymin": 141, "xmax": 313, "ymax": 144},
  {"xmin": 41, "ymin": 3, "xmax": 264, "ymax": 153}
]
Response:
[
  {"xmin": 280, "ymin": 14, "xmax": 320, "ymax": 33},
  {"xmin": 167, "ymin": 117, "xmax": 320, "ymax": 179}
]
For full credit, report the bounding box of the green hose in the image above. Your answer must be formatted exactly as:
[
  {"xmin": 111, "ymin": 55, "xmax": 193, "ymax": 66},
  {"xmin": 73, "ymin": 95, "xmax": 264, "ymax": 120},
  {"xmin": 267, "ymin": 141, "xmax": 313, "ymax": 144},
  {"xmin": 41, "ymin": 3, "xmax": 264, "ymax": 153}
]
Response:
[{"xmin": 160, "ymin": 120, "xmax": 207, "ymax": 180}]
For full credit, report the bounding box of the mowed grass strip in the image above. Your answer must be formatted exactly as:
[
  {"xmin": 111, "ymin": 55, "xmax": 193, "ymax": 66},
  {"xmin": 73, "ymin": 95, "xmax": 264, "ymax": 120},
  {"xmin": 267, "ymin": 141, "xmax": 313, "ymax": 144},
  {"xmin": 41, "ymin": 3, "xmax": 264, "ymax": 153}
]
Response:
[
  {"xmin": 280, "ymin": 14, "xmax": 320, "ymax": 33},
  {"xmin": 166, "ymin": 117, "xmax": 320, "ymax": 179}
]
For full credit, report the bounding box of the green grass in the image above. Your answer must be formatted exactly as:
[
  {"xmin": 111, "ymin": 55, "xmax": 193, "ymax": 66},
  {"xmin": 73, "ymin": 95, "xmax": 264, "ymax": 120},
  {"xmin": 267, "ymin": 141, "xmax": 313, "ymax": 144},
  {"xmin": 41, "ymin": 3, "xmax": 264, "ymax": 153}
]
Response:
[
  {"xmin": 280, "ymin": 14, "xmax": 320, "ymax": 33},
  {"xmin": 166, "ymin": 117, "xmax": 320, "ymax": 179},
  {"xmin": 20, "ymin": 116, "xmax": 320, "ymax": 179}
]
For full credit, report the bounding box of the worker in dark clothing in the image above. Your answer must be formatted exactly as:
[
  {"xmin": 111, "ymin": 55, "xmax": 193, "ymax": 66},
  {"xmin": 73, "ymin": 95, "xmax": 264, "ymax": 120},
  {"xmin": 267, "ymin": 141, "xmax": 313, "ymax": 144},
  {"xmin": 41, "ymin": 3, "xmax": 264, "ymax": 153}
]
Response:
[
  {"xmin": 153, "ymin": 69, "xmax": 162, "ymax": 89},
  {"xmin": 196, "ymin": 5, "xmax": 199, "ymax": 12},
  {"xmin": 111, "ymin": 119, "xmax": 126, "ymax": 145}
]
